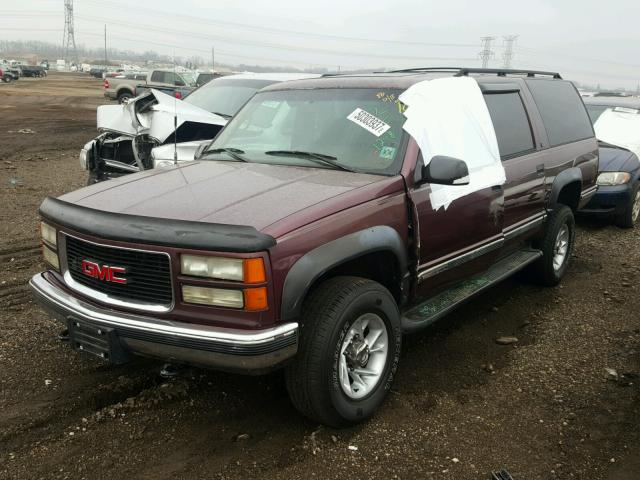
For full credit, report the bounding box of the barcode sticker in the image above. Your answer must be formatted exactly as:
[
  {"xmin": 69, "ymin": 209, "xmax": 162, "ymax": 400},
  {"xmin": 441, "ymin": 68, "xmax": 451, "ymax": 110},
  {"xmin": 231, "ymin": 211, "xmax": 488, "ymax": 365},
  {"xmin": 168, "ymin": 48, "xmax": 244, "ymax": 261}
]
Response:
[{"xmin": 347, "ymin": 108, "xmax": 391, "ymax": 137}]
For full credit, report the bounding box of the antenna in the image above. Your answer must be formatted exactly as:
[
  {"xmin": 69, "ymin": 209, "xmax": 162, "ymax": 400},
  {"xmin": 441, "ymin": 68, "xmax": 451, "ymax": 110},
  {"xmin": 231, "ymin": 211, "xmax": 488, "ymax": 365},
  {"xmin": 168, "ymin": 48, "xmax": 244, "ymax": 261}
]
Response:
[
  {"xmin": 62, "ymin": 0, "xmax": 78, "ymax": 66},
  {"xmin": 173, "ymin": 54, "xmax": 178, "ymax": 165}
]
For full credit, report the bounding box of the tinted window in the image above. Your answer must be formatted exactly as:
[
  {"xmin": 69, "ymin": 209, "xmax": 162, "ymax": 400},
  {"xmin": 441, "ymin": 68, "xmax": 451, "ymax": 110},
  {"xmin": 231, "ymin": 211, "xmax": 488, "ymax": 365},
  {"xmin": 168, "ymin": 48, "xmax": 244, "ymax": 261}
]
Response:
[
  {"xmin": 150, "ymin": 71, "xmax": 163, "ymax": 83},
  {"xmin": 164, "ymin": 72, "xmax": 182, "ymax": 85},
  {"xmin": 526, "ymin": 80, "xmax": 593, "ymax": 146},
  {"xmin": 484, "ymin": 92, "xmax": 534, "ymax": 158}
]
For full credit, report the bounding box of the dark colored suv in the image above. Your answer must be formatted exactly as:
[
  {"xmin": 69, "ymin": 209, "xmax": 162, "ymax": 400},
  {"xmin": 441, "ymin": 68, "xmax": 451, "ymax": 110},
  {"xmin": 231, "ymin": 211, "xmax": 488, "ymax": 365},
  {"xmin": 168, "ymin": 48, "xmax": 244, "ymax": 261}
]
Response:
[{"xmin": 30, "ymin": 68, "xmax": 598, "ymax": 427}]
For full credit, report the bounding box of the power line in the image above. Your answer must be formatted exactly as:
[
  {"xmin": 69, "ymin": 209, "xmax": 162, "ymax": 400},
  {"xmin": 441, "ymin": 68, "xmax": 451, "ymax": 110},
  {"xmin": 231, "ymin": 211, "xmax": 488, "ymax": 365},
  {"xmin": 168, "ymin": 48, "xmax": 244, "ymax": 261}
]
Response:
[
  {"xmin": 74, "ymin": 30, "xmax": 357, "ymax": 69},
  {"xmin": 80, "ymin": 0, "xmax": 478, "ymax": 49},
  {"xmin": 75, "ymin": 15, "xmax": 478, "ymax": 64},
  {"xmin": 518, "ymin": 45, "xmax": 640, "ymax": 70}
]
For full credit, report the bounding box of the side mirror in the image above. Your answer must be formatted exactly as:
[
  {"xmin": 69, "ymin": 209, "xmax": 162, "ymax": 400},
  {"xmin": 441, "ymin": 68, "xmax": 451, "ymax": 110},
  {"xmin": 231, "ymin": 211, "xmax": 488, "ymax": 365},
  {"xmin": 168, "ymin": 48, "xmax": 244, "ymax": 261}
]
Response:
[
  {"xmin": 422, "ymin": 155, "xmax": 470, "ymax": 185},
  {"xmin": 175, "ymin": 80, "xmax": 185, "ymax": 86}
]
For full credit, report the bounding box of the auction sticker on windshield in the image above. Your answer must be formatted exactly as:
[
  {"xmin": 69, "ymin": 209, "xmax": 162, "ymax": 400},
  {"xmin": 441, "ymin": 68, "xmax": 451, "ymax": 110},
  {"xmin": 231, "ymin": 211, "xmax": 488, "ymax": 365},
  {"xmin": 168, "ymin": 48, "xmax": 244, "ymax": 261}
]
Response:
[{"xmin": 347, "ymin": 108, "xmax": 391, "ymax": 137}]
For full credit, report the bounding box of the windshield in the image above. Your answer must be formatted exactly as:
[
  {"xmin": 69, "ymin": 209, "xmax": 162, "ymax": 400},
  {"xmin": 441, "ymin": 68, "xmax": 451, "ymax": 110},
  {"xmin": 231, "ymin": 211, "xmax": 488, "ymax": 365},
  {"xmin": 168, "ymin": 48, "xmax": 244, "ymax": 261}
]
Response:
[
  {"xmin": 180, "ymin": 72, "xmax": 198, "ymax": 87},
  {"xmin": 184, "ymin": 78, "xmax": 278, "ymax": 117},
  {"xmin": 203, "ymin": 88, "xmax": 407, "ymax": 175}
]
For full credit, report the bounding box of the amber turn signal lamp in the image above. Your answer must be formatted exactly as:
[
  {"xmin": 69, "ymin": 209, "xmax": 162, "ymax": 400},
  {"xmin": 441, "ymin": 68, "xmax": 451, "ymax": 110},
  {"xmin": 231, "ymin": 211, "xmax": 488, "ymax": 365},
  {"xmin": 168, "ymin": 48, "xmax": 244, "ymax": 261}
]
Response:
[
  {"xmin": 243, "ymin": 258, "xmax": 266, "ymax": 284},
  {"xmin": 244, "ymin": 287, "xmax": 268, "ymax": 311}
]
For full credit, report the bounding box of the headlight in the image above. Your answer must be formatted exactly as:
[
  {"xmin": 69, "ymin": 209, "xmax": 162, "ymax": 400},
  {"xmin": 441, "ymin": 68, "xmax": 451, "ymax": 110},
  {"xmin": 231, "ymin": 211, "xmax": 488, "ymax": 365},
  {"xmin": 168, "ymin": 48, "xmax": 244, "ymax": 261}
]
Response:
[
  {"xmin": 181, "ymin": 255, "xmax": 244, "ymax": 281},
  {"xmin": 182, "ymin": 285, "xmax": 244, "ymax": 308},
  {"xmin": 40, "ymin": 222, "xmax": 59, "ymax": 270},
  {"xmin": 79, "ymin": 148, "xmax": 88, "ymax": 169},
  {"xmin": 597, "ymin": 172, "xmax": 631, "ymax": 186},
  {"xmin": 180, "ymin": 255, "xmax": 266, "ymax": 283},
  {"xmin": 40, "ymin": 222, "xmax": 57, "ymax": 248},
  {"xmin": 42, "ymin": 245, "xmax": 60, "ymax": 270}
]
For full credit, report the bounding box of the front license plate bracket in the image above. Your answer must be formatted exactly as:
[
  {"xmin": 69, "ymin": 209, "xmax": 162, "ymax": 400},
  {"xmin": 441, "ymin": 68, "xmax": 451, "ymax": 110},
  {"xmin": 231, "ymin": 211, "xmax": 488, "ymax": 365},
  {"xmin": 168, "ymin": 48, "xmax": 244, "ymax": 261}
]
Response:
[{"xmin": 67, "ymin": 319, "xmax": 131, "ymax": 364}]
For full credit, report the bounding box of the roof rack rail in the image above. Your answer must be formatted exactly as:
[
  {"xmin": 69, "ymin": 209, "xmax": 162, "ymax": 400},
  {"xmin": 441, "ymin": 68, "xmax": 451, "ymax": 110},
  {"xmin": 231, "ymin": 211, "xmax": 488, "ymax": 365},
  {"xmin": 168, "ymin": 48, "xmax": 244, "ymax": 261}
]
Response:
[
  {"xmin": 456, "ymin": 68, "xmax": 562, "ymax": 79},
  {"xmin": 385, "ymin": 67, "xmax": 562, "ymax": 79},
  {"xmin": 385, "ymin": 67, "xmax": 463, "ymax": 74}
]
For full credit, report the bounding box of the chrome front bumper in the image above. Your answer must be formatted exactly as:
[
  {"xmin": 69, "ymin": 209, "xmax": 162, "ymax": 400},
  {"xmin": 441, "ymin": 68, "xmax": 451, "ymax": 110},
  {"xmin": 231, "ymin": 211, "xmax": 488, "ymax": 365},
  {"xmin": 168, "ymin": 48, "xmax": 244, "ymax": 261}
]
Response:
[{"xmin": 29, "ymin": 273, "xmax": 298, "ymax": 374}]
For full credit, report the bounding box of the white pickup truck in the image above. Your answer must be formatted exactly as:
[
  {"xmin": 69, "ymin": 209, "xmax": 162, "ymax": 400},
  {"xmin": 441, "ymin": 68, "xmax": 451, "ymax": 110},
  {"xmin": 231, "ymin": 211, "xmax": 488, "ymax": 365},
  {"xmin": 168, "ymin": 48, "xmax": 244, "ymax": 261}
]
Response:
[{"xmin": 104, "ymin": 70, "xmax": 197, "ymax": 103}]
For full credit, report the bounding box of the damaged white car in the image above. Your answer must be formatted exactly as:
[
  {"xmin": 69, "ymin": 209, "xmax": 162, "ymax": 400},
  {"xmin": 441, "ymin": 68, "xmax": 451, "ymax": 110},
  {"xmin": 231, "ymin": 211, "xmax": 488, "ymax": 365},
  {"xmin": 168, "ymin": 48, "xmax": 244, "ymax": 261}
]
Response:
[{"xmin": 79, "ymin": 73, "xmax": 319, "ymax": 183}]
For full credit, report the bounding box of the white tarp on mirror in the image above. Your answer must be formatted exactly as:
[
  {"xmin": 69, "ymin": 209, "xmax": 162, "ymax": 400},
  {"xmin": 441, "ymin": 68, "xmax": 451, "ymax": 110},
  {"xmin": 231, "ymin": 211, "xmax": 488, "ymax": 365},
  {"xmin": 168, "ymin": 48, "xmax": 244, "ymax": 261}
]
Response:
[
  {"xmin": 594, "ymin": 108, "xmax": 640, "ymax": 158},
  {"xmin": 399, "ymin": 77, "xmax": 505, "ymax": 210}
]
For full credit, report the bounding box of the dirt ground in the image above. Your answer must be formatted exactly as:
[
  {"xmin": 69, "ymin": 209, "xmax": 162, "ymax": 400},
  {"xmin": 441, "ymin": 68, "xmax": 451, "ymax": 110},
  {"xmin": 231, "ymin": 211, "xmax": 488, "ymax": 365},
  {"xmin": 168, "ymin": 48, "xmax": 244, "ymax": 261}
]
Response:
[{"xmin": 0, "ymin": 72, "xmax": 638, "ymax": 480}]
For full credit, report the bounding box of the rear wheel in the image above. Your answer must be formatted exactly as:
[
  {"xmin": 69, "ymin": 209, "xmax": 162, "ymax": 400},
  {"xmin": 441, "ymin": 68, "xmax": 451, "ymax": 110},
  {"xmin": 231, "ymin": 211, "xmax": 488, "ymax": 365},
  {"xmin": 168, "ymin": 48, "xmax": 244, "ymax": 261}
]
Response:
[
  {"xmin": 528, "ymin": 205, "xmax": 575, "ymax": 286},
  {"xmin": 117, "ymin": 92, "xmax": 133, "ymax": 104},
  {"xmin": 615, "ymin": 183, "xmax": 640, "ymax": 229},
  {"xmin": 285, "ymin": 276, "xmax": 401, "ymax": 427}
]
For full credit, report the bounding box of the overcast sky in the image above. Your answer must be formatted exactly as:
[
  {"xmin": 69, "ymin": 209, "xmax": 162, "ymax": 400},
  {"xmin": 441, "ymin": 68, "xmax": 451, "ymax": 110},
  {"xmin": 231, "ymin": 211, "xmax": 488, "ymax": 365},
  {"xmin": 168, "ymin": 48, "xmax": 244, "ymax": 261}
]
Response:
[{"xmin": 2, "ymin": 0, "xmax": 639, "ymax": 89}]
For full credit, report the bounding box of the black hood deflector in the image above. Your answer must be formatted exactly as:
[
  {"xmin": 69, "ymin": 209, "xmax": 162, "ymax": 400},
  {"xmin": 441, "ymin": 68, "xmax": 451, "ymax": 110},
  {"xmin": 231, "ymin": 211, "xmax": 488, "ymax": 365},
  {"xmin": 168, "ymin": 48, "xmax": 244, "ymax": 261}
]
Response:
[{"xmin": 39, "ymin": 197, "xmax": 276, "ymax": 252}]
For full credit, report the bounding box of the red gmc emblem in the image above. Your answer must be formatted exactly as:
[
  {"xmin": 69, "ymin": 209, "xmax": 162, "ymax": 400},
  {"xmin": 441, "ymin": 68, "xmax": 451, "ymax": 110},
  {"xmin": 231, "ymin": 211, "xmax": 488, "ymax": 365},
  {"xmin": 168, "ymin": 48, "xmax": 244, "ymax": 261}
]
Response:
[{"xmin": 81, "ymin": 260, "xmax": 127, "ymax": 284}]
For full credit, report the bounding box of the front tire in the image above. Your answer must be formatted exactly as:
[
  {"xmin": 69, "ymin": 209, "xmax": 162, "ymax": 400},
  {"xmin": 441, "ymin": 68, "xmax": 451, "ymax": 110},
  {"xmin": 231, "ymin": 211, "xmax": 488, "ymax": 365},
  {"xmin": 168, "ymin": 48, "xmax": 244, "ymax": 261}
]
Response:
[
  {"xmin": 616, "ymin": 182, "xmax": 640, "ymax": 229},
  {"xmin": 528, "ymin": 205, "xmax": 575, "ymax": 286},
  {"xmin": 285, "ymin": 276, "xmax": 401, "ymax": 427}
]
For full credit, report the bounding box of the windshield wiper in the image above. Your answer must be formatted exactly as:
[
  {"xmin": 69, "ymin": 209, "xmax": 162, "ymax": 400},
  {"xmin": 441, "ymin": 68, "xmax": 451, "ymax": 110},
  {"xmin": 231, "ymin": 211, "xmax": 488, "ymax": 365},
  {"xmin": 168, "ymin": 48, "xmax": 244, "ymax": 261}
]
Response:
[
  {"xmin": 210, "ymin": 111, "xmax": 232, "ymax": 119},
  {"xmin": 264, "ymin": 150, "xmax": 354, "ymax": 172},
  {"xmin": 200, "ymin": 147, "xmax": 250, "ymax": 162}
]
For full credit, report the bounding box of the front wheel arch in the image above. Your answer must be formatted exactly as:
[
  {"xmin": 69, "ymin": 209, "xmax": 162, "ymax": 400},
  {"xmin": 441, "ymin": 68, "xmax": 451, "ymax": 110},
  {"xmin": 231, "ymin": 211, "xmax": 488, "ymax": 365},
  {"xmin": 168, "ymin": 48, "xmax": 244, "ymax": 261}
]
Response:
[{"xmin": 280, "ymin": 226, "xmax": 408, "ymax": 322}]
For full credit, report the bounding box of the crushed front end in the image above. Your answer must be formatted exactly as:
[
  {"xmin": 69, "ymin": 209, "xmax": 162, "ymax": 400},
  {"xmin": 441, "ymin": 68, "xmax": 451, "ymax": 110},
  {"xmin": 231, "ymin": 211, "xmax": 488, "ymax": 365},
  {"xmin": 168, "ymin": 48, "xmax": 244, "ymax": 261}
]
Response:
[{"xmin": 80, "ymin": 89, "xmax": 225, "ymax": 183}]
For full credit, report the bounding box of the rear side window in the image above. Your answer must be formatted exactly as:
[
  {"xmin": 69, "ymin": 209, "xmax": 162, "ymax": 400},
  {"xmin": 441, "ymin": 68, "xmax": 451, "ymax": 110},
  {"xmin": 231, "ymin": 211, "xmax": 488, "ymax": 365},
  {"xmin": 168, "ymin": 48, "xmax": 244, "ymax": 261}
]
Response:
[
  {"xmin": 484, "ymin": 92, "xmax": 535, "ymax": 159},
  {"xmin": 150, "ymin": 71, "xmax": 164, "ymax": 83},
  {"xmin": 526, "ymin": 80, "xmax": 594, "ymax": 147}
]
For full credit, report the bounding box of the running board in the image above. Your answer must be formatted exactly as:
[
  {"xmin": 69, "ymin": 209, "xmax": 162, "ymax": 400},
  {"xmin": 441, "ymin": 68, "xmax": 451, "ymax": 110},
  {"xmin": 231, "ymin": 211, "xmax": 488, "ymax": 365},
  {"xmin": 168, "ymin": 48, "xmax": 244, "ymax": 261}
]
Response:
[{"xmin": 401, "ymin": 248, "xmax": 542, "ymax": 334}]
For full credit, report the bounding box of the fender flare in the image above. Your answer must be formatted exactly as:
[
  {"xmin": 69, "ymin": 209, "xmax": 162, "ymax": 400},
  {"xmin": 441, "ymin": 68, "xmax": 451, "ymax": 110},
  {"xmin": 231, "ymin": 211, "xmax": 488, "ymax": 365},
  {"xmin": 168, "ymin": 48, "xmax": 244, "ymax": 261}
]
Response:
[
  {"xmin": 280, "ymin": 226, "xmax": 408, "ymax": 321},
  {"xmin": 548, "ymin": 167, "xmax": 582, "ymax": 209}
]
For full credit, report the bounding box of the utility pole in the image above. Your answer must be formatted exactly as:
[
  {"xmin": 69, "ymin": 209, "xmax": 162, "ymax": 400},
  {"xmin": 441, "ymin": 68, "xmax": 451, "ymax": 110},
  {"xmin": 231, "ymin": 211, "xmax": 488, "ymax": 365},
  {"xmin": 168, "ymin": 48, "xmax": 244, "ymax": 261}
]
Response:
[
  {"xmin": 502, "ymin": 35, "xmax": 519, "ymax": 69},
  {"xmin": 211, "ymin": 46, "xmax": 214, "ymax": 73},
  {"xmin": 478, "ymin": 36, "xmax": 495, "ymax": 69},
  {"xmin": 62, "ymin": 0, "xmax": 78, "ymax": 65},
  {"xmin": 104, "ymin": 24, "xmax": 107, "ymax": 66}
]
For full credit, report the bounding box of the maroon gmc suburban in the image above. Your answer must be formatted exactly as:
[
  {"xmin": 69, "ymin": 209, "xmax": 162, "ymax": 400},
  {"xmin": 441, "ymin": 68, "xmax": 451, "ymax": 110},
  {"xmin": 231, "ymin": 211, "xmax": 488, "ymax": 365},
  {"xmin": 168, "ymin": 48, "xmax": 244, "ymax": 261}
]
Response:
[{"xmin": 30, "ymin": 68, "xmax": 598, "ymax": 427}]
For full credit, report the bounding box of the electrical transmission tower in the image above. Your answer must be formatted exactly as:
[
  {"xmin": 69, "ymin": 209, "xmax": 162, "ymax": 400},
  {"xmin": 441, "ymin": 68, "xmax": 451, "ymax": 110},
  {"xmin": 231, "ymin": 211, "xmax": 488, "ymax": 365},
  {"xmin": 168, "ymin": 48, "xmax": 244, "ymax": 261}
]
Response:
[
  {"xmin": 62, "ymin": 0, "xmax": 78, "ymax": 64},
  {"xmin": 478, "ymin": 36, "xmax": 495, "ymax": 68},
  {"xmin": 502, "ymin": 35, "xmax": 519, "ymax": 69}
]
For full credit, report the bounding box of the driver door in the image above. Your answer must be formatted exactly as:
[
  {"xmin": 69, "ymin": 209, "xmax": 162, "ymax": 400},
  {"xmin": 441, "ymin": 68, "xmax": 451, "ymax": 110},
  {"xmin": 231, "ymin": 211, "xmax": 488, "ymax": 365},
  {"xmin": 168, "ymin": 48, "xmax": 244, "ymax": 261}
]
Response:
[{"xmin": 404, "ymin": 141, "xmax": 505, "ymax": 298}]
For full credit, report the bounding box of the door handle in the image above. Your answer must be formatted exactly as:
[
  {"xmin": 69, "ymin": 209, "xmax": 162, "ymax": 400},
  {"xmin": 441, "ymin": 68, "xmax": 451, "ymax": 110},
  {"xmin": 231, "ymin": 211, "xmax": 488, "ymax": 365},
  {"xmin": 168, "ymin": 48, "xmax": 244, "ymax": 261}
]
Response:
[{"xmin": 536, "ymin": 164, "xmax": 545, "ymax": 174}]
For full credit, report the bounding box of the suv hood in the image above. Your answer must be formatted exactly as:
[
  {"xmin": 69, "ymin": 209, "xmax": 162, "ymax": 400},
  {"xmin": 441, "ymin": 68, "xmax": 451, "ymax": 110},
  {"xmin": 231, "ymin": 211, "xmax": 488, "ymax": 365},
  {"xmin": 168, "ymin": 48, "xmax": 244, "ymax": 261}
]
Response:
[
  {"xmin": 599, "ymin": 144, "xmax": 640, "ymax": 172},
  {"xmin": 60, "ymin": 161, "xmax": 387, "ymax": 232},
  {"xmin": 97, "ymin": 89, "xmax": 226, "ymax": 142}
]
